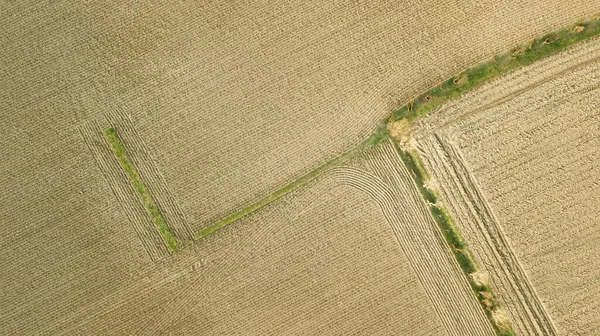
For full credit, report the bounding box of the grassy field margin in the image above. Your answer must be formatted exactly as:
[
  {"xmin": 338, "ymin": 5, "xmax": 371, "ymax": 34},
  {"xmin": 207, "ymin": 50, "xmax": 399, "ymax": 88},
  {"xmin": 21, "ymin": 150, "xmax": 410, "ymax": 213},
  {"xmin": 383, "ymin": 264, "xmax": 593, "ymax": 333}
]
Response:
[
  {"xmin": 190, "ymin": 15, "xmax": 600, "ymax": 335},
  {"xmin": 196, "ymin": 124, "xmax": 389, "ymax": 239},
  {"xmin": 387, "ymin": 17, "xmax": 600, "ymax": 335},
  {"xmin": 390, "ymin": 17, "xmax": 600, "ymax": 124},
  {"xmin": 396, "ymin": 145, "xmax": 513, "ymax": 336},
  {"xmin": 104, "ymin": 128, "xmax": 179, "ymax": 251},
  {"xmin": 200, "ymin": 16, "xmax": 600, "ymax": 241}
]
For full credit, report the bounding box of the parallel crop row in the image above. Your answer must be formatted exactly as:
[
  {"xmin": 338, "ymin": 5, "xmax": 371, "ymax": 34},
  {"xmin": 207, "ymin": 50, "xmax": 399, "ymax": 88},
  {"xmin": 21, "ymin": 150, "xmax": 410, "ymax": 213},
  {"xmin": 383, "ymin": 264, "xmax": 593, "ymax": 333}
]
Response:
[{"xmin": 390, "ymin": 17, "xmax": 600, "ymax": 124}]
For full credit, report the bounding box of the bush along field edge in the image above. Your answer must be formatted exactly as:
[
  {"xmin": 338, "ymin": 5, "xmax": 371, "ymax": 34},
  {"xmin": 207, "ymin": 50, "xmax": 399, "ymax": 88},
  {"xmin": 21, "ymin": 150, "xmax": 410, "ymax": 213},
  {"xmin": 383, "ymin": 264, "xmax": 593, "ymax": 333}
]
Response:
[
  {"xmin": 200, "ymin": 15, "xmax": 600, "ymax": 240},
  {"xmin": 395, "ymin": 144, "xmax": 515, "ymax": 336},
  {"xmin": 104, "ymin": 128, "xmax": 179, "ymax": 251}
]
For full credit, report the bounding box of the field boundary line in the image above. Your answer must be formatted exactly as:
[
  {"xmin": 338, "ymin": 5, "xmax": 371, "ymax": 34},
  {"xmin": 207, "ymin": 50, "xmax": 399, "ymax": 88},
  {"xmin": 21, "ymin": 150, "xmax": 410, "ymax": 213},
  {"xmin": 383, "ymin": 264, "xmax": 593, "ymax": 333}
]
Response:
[
  {"xmin": 388, "ymin": 16, "xmax": 600, "ymax": 130},
  {"xmin": 200, "ymin": 15, "xmax": 600, "ymax": 241},
  {"xmin": 105, "ymin": 109, "xmax": 195, "ymax": 242},
  {"xmin": 328, "ymin": 142, "xmax": 495, "ymax": 335},
  {"xmin": 432, "ymin": 133, "xmax": 559, "ymax": 335},
  {"xmin": 394, "ymin": 141, "xmax": 515, "ymax": 336},
  {"xmin": 195, "ymin": 125, "xmax": 389, "ymax": 239},
  {"xmin": 328, "ymin": 166, "xmax": 455, "ymax": 336},
  {"xmin": 78, "ymin": 119, "xmax": 170, "ymax": 260}
]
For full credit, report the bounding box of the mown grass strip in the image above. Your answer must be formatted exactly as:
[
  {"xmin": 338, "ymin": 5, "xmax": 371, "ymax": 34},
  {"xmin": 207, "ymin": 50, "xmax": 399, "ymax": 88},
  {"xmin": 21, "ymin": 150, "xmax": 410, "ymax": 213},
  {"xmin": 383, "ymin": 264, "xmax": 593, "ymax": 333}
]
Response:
[
  {"xmin": 390, "ymin": 17, "xmax": 600, "ymax": 124},
  {"xmin": 196, "ymin": 125, "xmax": 390, "ymax": 239},
  {"xmin": 395, "ymin": 144, "xmax": 513, "ymax": 336},
  {"xmin": 104, "ymin": 128, "xmax": 179, "ymax": 251}
]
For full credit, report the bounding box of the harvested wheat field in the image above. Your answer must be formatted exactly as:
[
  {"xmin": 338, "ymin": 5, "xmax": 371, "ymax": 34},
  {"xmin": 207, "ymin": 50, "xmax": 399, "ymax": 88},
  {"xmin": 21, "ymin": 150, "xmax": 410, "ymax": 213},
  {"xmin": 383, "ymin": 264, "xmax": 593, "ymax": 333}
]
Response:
[
  {"xmin": 3, "ymin": 1, "xmax": 599, "ymax": 232},
  {"xmin": 51, "ymin": 140, "xmax": 492, "ymax": 335},
  {"xmin": 410, "ymin": 36, "xmax": 600, "ymax": 335},
  {"xmin": 3, "ymin": 1, "xmax": 600, "ymax": 335},
  {"xmin": 0, "ymin": 136, "xmax": 494, "ymax": 334}
]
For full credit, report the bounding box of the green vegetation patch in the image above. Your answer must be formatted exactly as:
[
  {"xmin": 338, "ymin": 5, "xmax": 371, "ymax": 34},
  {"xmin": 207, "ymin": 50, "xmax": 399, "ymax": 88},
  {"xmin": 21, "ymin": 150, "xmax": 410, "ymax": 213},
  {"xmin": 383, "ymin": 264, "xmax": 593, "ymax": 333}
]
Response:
[
  {"xmin": 391, "ymin": 17, "xmax": 600, "ymax": 123},
  {"xmin": 198, "ymin": 17, "xmax": 600, "ymax": 242},
  {"xmin": 395, "ymin": 144, "xmax": 513, "ymax": 336},
  {"xmin": 396, "ymin": 147, "xmax": 438, "ymax": 204},
  {"xmin": 104, "ymin": 128, "xmax": 179, "ymax": 251},
  {"xmin": 196, "ymin": 124, "xmax": 390, "ymax": 239}
]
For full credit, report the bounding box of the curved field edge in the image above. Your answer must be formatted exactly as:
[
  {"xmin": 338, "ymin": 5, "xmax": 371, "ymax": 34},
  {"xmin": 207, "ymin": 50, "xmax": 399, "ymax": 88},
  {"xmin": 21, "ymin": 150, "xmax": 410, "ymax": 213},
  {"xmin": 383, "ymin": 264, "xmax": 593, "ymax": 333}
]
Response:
[
  {"xmin": 396, "ymin": 145, "xmax": 514, "ymax": 336},
  {"xmin": 104, "ymin": 128, "xmax": 179, "ymax": 251},
  {"xmin": 199, "ymin": 15, "xmax": 600, "ymax": 240},
  {"xmin": 389, "ymin": 16, "xmax": 600, "ymax": 127}
]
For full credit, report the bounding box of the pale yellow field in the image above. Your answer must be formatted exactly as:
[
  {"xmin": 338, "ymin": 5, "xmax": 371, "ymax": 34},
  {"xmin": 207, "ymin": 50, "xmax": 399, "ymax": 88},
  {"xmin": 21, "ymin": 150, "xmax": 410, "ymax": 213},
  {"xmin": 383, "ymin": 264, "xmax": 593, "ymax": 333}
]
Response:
[
  {"xmin": 4, "ymin": 1, "xmax": 597, "ymax": 231},
  {"xmin": 47, "ymin": 141, "xmax": 492, "ymax": 335},
  {"xmin": 0, "ymin": 117, "xmax": 158, "ymax": 334},
  {"xmin": 0, "ymin": 135, "xmax": 493, "ymax": 334},
  {"xmin": 132, "ymin": 0, "xmax": 600, "ymax": 230},
  {"xmin": 3, "ymin": 1, "xmax": 600, "ymax": 334},
  {"xmin": 411, "ymin": 37, "xmax": 600, "ymax": 335}
]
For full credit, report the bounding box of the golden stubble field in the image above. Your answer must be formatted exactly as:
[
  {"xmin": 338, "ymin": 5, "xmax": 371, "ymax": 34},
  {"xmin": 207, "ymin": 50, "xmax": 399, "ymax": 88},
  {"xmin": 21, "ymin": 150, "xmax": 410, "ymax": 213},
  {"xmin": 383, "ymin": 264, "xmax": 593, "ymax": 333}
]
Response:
[
  {"xmin": 411, "ymin": 37, "xmax": 600, "ymax": 335},
  {"xmin": 4, "ymin": 1, "xmax": 597, "ymax": 232},
  {"xmin": 45, "ymin": 141, "xmax": 493, "ymax": 335},
  {"xmin": 2, "ymin": 1, "xmax": 600, "ymax": 334},
  {"xmin": 0, "ymin": 133, "xmax": 495, "ymax": 334},
  {"xmin": 132, "ymin": 0, "xmax": 600, "ymax": 230}
]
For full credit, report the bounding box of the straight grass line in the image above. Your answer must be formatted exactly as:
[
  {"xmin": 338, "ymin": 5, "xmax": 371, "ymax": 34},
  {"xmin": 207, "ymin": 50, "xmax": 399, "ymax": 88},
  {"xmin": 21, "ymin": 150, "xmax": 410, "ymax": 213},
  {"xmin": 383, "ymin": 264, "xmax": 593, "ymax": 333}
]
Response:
[
  {"xmin": 395, "ymin": 145, "xmax": 514, "ymax": 336},
  {"xmin": 199, "ymin": 16, "xmax": 600, "ymax": 241},
  {"xmin": 104, "ymin": 128, "xmax": 179, "ymax": 251},
  {"xmin": 390, "ymin": 17, "xmax": 600, "ymax": 124},
  {"xmin": 195, "ymin": 125, "xmax": 389, "ymax": 239}
]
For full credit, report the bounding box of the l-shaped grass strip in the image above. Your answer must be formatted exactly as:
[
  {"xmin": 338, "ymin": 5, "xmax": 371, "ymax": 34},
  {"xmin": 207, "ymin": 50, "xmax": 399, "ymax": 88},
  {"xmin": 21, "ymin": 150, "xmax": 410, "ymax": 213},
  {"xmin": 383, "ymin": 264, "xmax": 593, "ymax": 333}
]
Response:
[
  {"xmin": 196, "ymin": 125, "xmax": 389, "ymax": 239},
  {"xmin": 390, "ymin": 17, "xmax": 600, "ymax": 124},
  {"xmin": 395, "ymin": 144, "xmax": 513, "ymax": 336},
  {"xmin": 104, "ymin": 128, "xmax": 179, "ymax": 251}
]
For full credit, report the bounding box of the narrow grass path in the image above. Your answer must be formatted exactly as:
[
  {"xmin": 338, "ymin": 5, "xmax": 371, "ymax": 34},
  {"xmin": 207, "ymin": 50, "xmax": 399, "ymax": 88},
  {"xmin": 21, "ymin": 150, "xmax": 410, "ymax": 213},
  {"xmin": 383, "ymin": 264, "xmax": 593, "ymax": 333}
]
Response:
[
  {"xmin": 196, "ymin": 126, "xmax": 389, "ymax": 239},
  {"xmin": 193, "ymin": 16, "xmax": 600, "ymax": 335},
  {"xmin": 201, "ymin": 16, "xmax": 600, "ymax": 241},
  {"xmin": 396, "ymin": 146, "xmax": 514, "ymax": 336},
  {"xmin": 383, "ymin": 15, "xmax": 600, "ymax": 336},
  {"xmin": 105, "ymin": 128, "xmax": 179, "ymax": 251},
  {"xmin": 390, "ymin": 17, "xmax": 600, "ymax": 124}
]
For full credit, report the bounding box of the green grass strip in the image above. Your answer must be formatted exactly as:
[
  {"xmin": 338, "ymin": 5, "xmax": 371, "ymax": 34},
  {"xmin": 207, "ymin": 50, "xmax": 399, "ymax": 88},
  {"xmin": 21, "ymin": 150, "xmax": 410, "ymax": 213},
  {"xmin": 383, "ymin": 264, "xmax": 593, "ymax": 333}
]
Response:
[
  {"xmin": 395, "ymin": 144, "xmax": 513, "ymax": 336},
  {"xmin": 196, "ymin": 125, "xmax": 390, "ymax": 239},
  {"xmin": 198, "ymin": 16, "xmax": 600, "ymax": 242},
  {"xmin": 104, "ymin": 128, "xmax": 179, "ymax": 251},
  {"xmin": 391, "ymin": 17, "xmax": 600, "ymax": 123}
]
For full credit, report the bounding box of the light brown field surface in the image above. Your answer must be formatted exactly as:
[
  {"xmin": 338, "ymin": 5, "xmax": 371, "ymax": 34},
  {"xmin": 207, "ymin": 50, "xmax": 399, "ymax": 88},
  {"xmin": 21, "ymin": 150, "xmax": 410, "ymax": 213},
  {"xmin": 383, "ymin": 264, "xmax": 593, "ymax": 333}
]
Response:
[
  {"xmin": 3, "ymin": 1, "xmax": 600, "ymax": 335},
  {"xmin": 411, "ymin": 37, "xmax": 600, "ymax": 335},
  {"xmin": 50, "ymin": 141, "xmax": 492, "ymax": 335},
  {"xmin": 3, "ymin": 1, "xmax": 599, "ymax": 232},
  {"xmin": 0, "ymin": 117, "xmax": 158, "ymax": 334},
  {"xmin": 0, "ymin": 136, "xmax": 492, "ymax": 334}
]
